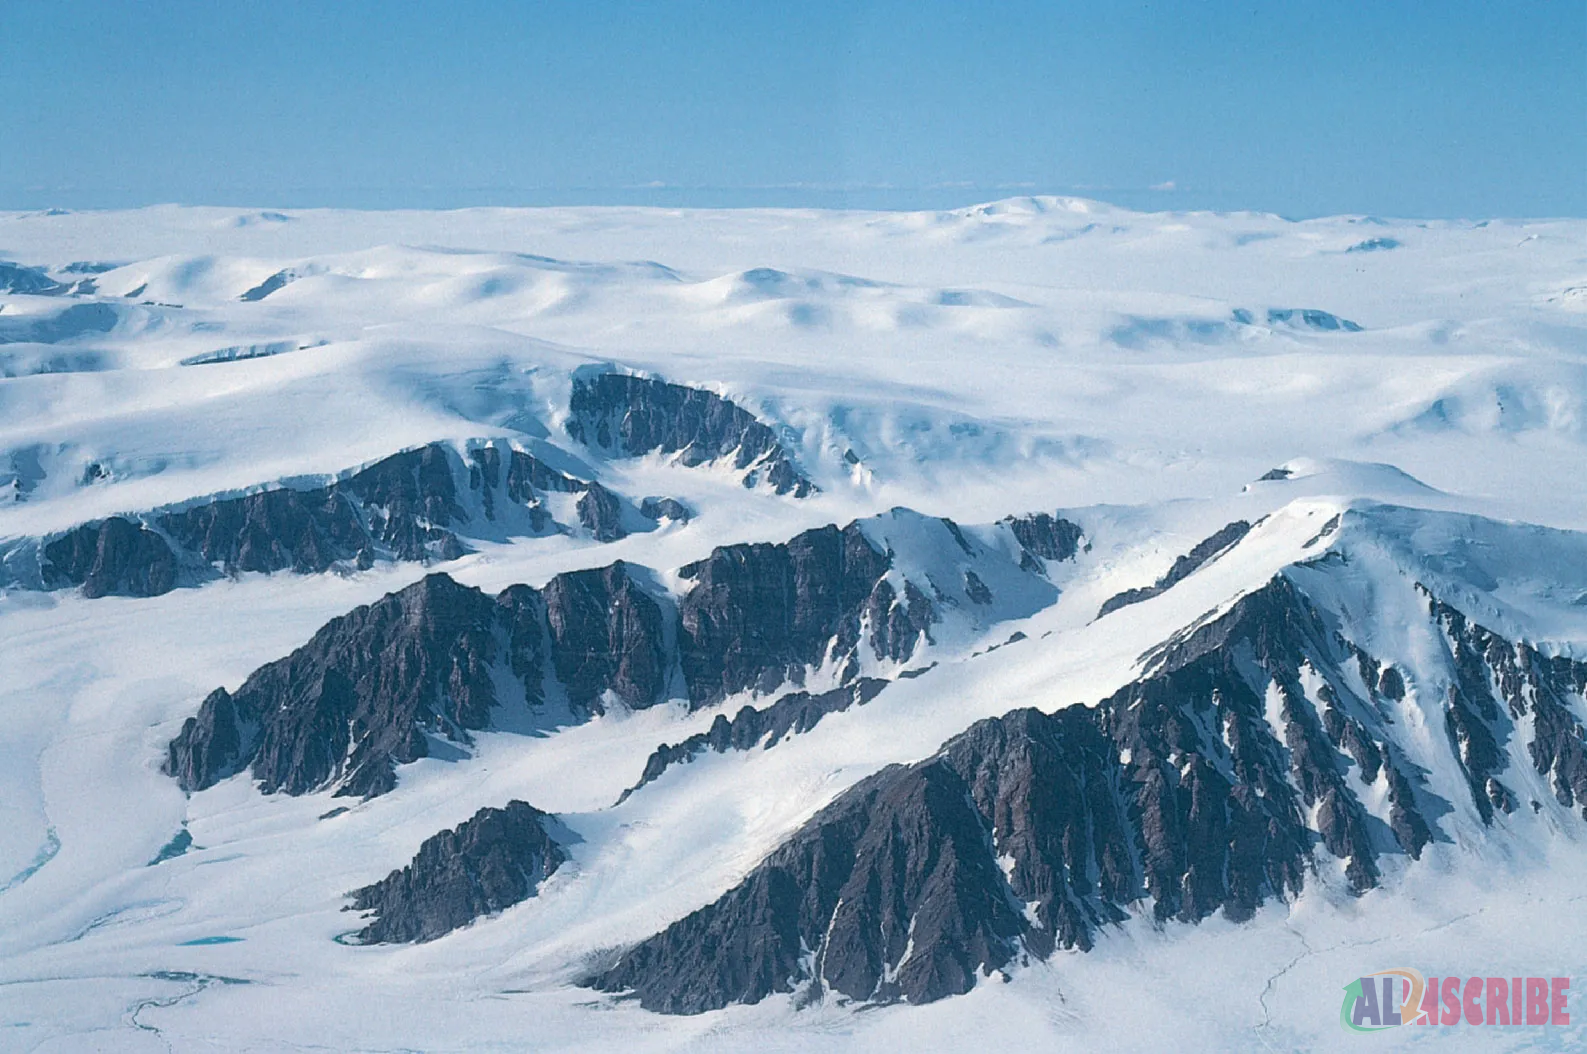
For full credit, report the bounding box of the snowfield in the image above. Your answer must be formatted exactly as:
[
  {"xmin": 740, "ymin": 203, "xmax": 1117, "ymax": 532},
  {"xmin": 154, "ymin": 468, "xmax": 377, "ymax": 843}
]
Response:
[{"xmin": 2, "ymin": 198, "xmax": 1586, "ymax": 1051}]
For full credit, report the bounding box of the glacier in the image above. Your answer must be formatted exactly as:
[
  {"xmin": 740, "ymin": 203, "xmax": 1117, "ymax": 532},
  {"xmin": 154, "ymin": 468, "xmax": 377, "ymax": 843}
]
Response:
[{"xmin": 1, "ymin": 197, "xmax": 1586, "ymax": 1051}]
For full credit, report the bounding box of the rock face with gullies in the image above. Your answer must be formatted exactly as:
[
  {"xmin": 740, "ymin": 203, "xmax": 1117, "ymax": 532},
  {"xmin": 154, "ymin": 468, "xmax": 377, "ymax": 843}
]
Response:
[
  {"xmin": 544, "ymin": 561, "xmax": 668, "ymax": 713},
  {"xmin": 587, "ymin": 572, "xmax": 1473, "ymax": 1013},
  {"xmin": 347, "ymin": 801, "xmax": 565, "ymax": 943},
  {"xmin": 1097, "ymin": 519, "xmax": 1252, "ymax": 617},
  {"xmin": 158, "ymin": 442, "xmax": 571, "ymax": 572},
  {"xmin": 38, "ymin": 441, "xmax": 646, "ymax": 599},
  {"xmin": 1002, "ymin": 511, "xmax": 1084, "ymax": 571},
  {"xmin": 165, "ymin": 565, "xmax": 667, "ymax": 799},
  {"xmin": 1428, "ymin": 593, "xmax": 1587, "ymax": 822},
  {"xmin": 589, "ymin": 705, "xmax": 1131, "ymax": 1013},
  {"xmin": 41, "ymin": 517, "xmax": 178, "ymax": 598},
  {"xmin": 676, "ymin": 522, "xmax": 930, "ymax": 707},
  {"xmin": 566, "ymin": 372, "xmax": 816, "ymax": 496}
]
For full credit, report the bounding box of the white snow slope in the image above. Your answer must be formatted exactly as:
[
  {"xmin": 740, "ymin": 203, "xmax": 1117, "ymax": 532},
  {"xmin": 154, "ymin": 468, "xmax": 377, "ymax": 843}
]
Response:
[{"xmin": 2, "ymin": 198, "xmax": 1586, "ymax": 1052}]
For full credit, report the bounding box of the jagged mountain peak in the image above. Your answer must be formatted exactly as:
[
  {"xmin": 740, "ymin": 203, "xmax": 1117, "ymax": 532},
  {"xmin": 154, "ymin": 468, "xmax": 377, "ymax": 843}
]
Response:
[{"xmin": 586, "ymin": 507, "xmax": 1587, "ymax": 1014}]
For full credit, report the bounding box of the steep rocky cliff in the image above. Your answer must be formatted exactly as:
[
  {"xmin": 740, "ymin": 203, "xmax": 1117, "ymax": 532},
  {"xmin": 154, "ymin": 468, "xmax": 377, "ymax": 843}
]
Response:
[
  {"xmin": 1002, "ymin": 511, "xmax": 1084, "ymax": 571},
  {"xmin": 41, "ymin": 517, "xmax": 178, "ymax": 598},
  {"xmin": 544, "ymin": 561, "xmax": 668, "ymax": 713},
  {"xmin": 566, "ymin": 372, "xmax": 816, "ymax": 496},
  {"xmin": 676, "ymin": 522, "xmax": 918, "ymax": 706}
]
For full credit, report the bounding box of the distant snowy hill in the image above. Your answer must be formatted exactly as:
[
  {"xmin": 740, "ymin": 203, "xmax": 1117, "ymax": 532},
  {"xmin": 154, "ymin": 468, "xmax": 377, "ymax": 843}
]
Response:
[{"xmin": 2, "ymin": 199, "xmax": 1585, "ymax": 1051}]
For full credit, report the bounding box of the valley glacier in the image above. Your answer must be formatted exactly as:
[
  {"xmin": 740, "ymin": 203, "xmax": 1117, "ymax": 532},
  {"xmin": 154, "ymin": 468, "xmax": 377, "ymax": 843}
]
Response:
[{"xmin": 1, "ymin": 198, "xmax": 1586, "ymax": 1051}]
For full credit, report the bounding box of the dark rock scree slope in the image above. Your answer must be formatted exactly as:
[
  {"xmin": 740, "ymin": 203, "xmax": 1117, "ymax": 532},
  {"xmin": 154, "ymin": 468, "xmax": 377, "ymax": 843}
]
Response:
[{"xmin": 588, "ymin": 572, "xmax": 1587, "ymax": 1013}]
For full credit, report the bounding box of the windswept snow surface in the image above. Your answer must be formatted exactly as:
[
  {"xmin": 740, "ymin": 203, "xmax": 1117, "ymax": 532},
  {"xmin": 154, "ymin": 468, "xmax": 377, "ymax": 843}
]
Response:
[{"xmin": 2, "ymin": 199, "xmax": 1587, "ymax": 1051}]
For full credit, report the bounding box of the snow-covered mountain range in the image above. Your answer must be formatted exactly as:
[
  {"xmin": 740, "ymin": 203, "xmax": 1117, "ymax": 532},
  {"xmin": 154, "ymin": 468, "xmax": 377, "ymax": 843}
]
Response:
[{"xmin": 2, "ymin": 198, "xmax": 1585, "ymax": 1051}]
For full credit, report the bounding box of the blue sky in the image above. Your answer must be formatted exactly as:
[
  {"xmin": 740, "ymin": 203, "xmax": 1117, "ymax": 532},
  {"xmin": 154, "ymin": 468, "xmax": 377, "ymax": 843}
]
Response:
[{"xmin": 2, "ymin": 1, "xmax": 1582, "ymax": 217}]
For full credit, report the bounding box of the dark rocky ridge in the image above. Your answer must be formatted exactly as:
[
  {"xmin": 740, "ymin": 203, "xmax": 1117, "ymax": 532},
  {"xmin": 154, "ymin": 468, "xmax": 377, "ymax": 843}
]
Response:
[
  {"xmin": 165, "ymin": 566, "xmax": 668, "ymax": 798},
  {"xmin": 347, "ymin": 801, "xmax": 565, "ymax": 943},
  {"xmin": 620, "ymin": 679, "xmax": 889, "ymax": 802},
  {"xmin": 589, "ymin": 706, "xmax": 1121, "ymax": 1013},
  {"xmin": 1097, "ymin": 519, "xmax": 1251, "ymax": 617},
  {"xmin": 676, "ymin": 522, "xmax": 931, "ymax": 706},
  {"xmin": 33, "ymin": 441, "xmax": 654, "ymax": 599},
  {"xmin": 590, "ymin": 571, "xmax": 1587, "ymax": 1014},
  {"xmin": 640, "ymin": 496, "xmax": 692, "ymax": 523},
  {"xmin": 566, "ymin": 372, "xmax": 815, "ymax": 496},
  {"xmin": 162, "ymin": 520, "xmax": 921, "ymax": 797},
  {"xmin": 164, "ymin": 508, "xmax": 1063, "ymax": 800}
]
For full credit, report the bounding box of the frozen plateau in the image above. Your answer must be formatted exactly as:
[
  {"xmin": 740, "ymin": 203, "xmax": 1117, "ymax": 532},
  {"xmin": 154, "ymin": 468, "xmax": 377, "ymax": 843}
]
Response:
[{"xmin": 1, "ymin": 197, "xmax": 1586, "ymax": 1051}]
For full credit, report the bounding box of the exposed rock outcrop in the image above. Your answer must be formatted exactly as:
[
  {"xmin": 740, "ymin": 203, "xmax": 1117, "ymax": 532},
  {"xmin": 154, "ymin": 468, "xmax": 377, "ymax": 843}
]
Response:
[
  {"xmin": 544, "ymin": 562, "xmax": 667, "ymax": 713},
  {"xmin": 239, "ymin": 269, "xmax": 296, "ymax": 302},
  {"xmin": 566, "ymin": 372, "xmax": 815, "ymax": 496},
  {"xmin": 165, "ymin": 565, "xmax": 665, "ymax": 798},
  {"xmin": 575, "ymin": 481, "xmax": 627, "ymax": 542},
  {"xmin": 1097, "ymin": 519, "xmax": 1251, "ymax": 617},
  {"xmin": 640, "ymin": 496, "xmax": 692, "ymax": 523},
  {"xmin": 621, "ymin": 679, "xmax": 888, "ymax": 801},
  {"xmin": 1002, "ymin": 511, "xmax": 1084, "ymax": 571},
  {"xmin": 1429, "ymin": 595, "xmax": 1587, "ymax": 823},
  {"xmin": 164, "ymin": 508, "xmax": 1065, "ymax": 800},
  {"xmin": 347, "ymin": 801, "xmax": 565, "ymax": 943},
  {"xmin": 36, "ymin": 441, "xmax": 648, "ymax": 598},
  {"xmin": 589, "ymin": 705, "xmax": 1130, "ymax": 1013},
  {"xmin": 676, "ymin": 522, "xmax": 926, "ymax": 706},
  {"xmin": 41, "ymin": 517, "xmax": 178, "ymax": 598},
  {"xmin": 165, "ymin": 573, "xmax": 518, "ymax": 798}
]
